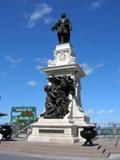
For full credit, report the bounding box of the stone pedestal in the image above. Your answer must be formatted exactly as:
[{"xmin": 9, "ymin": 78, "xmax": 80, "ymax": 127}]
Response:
[
  {"xmin": 48, "ymin": 43, "xmax": 76, "ymax": 66},
  {"xmin": 28, "ymin": 118, "xmax": 79, "ymax": 144},
  {"xmin": 28, "ymin": 43, "xmax": 92, "ymax": 143}
]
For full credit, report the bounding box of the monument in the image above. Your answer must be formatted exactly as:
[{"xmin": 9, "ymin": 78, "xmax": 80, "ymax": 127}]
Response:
[{"xmin": 28, "ymin": 14, "xmax": 93, "ymax": 144}]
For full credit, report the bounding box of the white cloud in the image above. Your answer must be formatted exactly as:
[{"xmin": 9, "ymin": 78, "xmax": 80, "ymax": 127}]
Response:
[
  {"xmin": 43, "ymin": 17, "xmax": 54, "ymax": 24},
  {"xmin": 35, "ymin": 57, "xmax": 41, "ymax": 62},
  {"xmin": 26, "ymin": 80, "xmax": 39, "ymax": 87},
  {"xmin": 36, "ymin": 65, "xmax": 43, "ymax": 71},
  {"xmin": 95, "ymin": 63, "xmax": 104, "ymax": 68},
  {"xmin": 107, "ymin": 109, "xmax": 114, "ymax": 114},
  {"xmin": 80, "ymin": 62, "xmax": 104, "ymax": 75},
  {"xmin": 118, "ymin": 69, "xmax": 120, "ymax": 74},
  {"xmin": 87, "ymin": 109, "xmax": 115, "ymax": 115},
  {"xmin": 115, "ymin": 79, "xmax": 120, "ymax": 83},
  {"xmin": 35, "ymin": 57, "xmax": 48, "ymax": 63},
  {"xmin": 25, "ymin": 3, "xmax": 53, "ymax": 28},
  {"xmin": 16, "ymin": 0, "xmax": 27, "ymax": 3},
  {"xmin": 6, "ymin": 55, "xmax": 23, "ymax": 67},
  {"xmin": 87, "ymin": 109, "xmax": 95, "ymax": 114},
  {"xmin": 88, "ymin": 0, "xmax": 105, "ymax": 10},
  {"xmin": 80, "ymin": 63, "xmax": 93, "ymax": 75},
  {"xmin": 97, "ymin": 110, "xmax": 106, "ymax": 114},
  {"xmin": 97, "ymin": 109, "xmax": 115, "ymax": 114},
  {"xmin": 0, "ymin": 72, "xmax": 7, "ymax": 76},
  {"xmin": 35, "ymin": 57, "xmax": 48, "ymax": 71}
]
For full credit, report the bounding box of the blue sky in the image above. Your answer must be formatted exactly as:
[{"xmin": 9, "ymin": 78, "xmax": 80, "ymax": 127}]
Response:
[{"xmin": 0, "ymin": 0, "xmax": 120, "ymax": 125}]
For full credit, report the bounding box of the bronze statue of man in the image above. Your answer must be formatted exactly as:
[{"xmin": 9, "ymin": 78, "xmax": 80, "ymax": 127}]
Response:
[{"xmin": 51, "ymin": 14, "xmax": 72, "ymax": 44}]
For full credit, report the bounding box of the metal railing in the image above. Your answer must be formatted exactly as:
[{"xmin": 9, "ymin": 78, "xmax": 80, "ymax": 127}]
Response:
[{"xmin": 11, "ymin": 124, "xmax": 32, "ymax": 139}]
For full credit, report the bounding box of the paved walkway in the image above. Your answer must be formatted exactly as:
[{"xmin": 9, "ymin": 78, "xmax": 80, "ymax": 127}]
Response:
[{"xmin": 0, "ymin": 137, "xmax": 120, "ymax": 160}]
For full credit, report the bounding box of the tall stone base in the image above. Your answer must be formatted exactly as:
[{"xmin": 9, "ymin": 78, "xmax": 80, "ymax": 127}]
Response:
[{"xmin": 28, "ymin": 118, "xmax": 91, "ymax": 143}]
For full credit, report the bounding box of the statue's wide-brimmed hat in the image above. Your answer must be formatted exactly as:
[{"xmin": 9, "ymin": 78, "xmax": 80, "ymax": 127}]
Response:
[{"xmin": 61, "ymin": 13, "xmax": 66, "ymax": 18}]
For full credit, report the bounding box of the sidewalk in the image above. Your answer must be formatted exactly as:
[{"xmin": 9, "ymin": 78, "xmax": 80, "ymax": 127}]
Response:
[{"xmin": 0, "ymin": 137, "xmax": 120, "ymax": 160}]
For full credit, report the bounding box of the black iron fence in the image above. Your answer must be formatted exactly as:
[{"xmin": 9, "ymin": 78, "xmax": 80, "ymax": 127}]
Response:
[{"xmin": 97, "ymin": 127, "xmax": 120, "ymax": 138}]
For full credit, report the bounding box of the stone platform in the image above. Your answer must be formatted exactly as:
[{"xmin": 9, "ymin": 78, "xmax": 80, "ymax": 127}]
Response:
[{"xmin": 27, "ymin": 118, "xmax": 90, "ymax": 143}]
